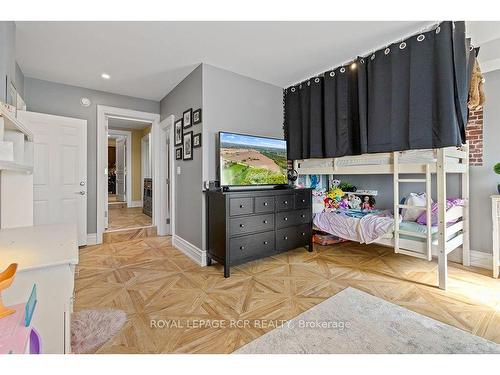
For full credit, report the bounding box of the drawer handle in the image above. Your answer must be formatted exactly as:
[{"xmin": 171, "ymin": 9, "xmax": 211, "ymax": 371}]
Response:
[
  {"xmin": 301, "ymin": 214, "xmax": 305, "ymax": 218},
  {"xmin": 263, "ymin": 241, "xmax": 269, "ymax": 245},
  {"xmin": 240, "ymin": 246, "xmax": 245, "ymax": 250},
  {"xmin": 263, "ymin": 220, "xmax": 268, "ymax": 224},
  {"xmin": 284, "ymin": 217, "xmax": 288, "ymax": 221},
  {"xmin": 284, "ymin": 201, "xmax": 288, "ymax": 205},
  {"xmin": 301, "ymin": 232, "xmax": 306, "ymax": 236},
  {"xmin": 263, "ymin": 202, "xmax": 269, "ymax": 206},
  {"xmin": 284, "ymin": 236, "xmax": 288, "ymax": 240},
  {"xmin": 239, "ymin": 204, "xmax": 244, "ymax": 208},
  {"xmin": 240, "ymin": 224, "xmax": 245, "ymax": 228},
  {"xmin": 302, "ymin": 199, "xmax": 306, "ymax": 203}
]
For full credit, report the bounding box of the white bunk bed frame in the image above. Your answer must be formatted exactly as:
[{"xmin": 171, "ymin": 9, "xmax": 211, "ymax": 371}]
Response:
[{"xmin": 294, "ymin": 144, "xmax": 470, "ymax": 290}]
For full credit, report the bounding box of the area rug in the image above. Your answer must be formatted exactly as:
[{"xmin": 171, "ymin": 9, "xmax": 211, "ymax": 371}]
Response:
[
  {"xmin": 235, "ymin": 287, "xmax": 500, "ymax": 354},
  {"xmin": 71, "ymin": 308, "xmax": 126, "ymax": 354}
]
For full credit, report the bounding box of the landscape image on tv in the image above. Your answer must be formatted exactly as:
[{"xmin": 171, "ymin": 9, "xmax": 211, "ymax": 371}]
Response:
[{"xmin": 219, "ymin": 132, "xmax": 288, "ymax": 186}]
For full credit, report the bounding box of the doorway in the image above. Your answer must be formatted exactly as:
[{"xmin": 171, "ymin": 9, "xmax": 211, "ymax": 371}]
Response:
[{"xmin": 97, "ymin": 106, "xmax": 161, "ymax": 243}]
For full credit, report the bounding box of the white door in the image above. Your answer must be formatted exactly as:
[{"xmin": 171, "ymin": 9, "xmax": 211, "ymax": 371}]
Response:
[
  {"xmin": 115, "ymin": 138, "xmax": 126, "ymax": 202},
  {"xmin": 17, "ymin": 111, "xmax": 87, "ymax": 246}
]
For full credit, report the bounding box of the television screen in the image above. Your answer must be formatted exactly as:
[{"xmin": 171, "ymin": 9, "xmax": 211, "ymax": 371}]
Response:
[{"xmin": 219, "ymin": 132, "xmax": 288, "ymax": 186}]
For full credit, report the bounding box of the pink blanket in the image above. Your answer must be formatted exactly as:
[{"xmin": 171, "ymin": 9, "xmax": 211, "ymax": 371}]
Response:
[{"xmin": 313, "ymin": 210, "xmax": 394, "ymax": 244}]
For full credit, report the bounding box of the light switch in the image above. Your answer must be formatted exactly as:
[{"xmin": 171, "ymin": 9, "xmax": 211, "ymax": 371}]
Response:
[{"xmin": 177, "ymin": 166, "xmax": 181, "ymax": 175}]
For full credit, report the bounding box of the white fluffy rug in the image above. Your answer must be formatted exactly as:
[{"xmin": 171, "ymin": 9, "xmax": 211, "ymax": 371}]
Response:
[
  {"xmin": 235, "ymin": 288, "xmax": 500, "ymax": 354},
  {"xmin": 71, "ymin": 308, "xmax": 126, "ymax": 354}
]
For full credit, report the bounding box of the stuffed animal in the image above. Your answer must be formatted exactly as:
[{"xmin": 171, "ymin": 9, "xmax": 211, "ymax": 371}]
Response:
[
  {"xmin": 361, "ymin": 195, "xmax": 376, "ymax": 210},
  {"xmin": 339, "ymin": 182, "xmax": 357, "ymax": 193},
  {"xmin": 339, "ymin": 194, "xmax": 350, "ymax": 210},
  {"xmin": 349, "ymin": 194, "xmax": 362, "ymax": 209},
  {"xmin": 330, "ymin": 179, "xmax": 341, "ymax": 189}
]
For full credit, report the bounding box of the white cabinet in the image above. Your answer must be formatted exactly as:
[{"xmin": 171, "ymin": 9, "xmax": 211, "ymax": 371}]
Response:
[
  {"xmin": 492, "ymin": 195, "xmax": 500, "ymax": 278},
  {"xmin": 0, "ymin": 224, "xmax": 78, "ymax": 353}
]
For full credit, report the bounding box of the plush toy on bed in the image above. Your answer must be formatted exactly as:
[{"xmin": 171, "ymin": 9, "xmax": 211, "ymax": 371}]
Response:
[
  {"xmin": 361, "ymin": 195, "xmax": 376, "ymax": 210},
  {"xmin": 348, "ymin": 194, "xmax": 362, "ymax": 209},
  {"xmin": 339, "ymin": 194, "xmax": 350, "ymax": 209}
]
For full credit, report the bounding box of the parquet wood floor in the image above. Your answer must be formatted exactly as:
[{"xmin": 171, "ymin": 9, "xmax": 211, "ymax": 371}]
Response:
[
  {"xmin": 106, "ymin": 207, "xmax": 152, "ymax": 231},
  {"xmin": 75, "ymin": 237, "xmax": 500, "ymax": 353}
]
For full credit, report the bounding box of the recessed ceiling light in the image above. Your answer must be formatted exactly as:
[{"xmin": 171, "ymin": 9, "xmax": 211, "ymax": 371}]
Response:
[{"xmin": 101, "ymin": 73, "xmax": 111, "ymax": 80}]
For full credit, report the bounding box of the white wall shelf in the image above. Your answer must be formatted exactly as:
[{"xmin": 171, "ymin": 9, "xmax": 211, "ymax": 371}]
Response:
[
  {"xmin": 0, "ymin": 160, "xmax": 33, "ymax": 174},
  {"xmin": 0, "ymin": 104, "xmax": 34, "ymax": 141}
]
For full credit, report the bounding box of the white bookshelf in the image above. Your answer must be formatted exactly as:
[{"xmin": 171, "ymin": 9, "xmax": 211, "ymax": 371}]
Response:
[{"xmin": 0, "ymin": 102, "xmax": 34, "ymax": 228}]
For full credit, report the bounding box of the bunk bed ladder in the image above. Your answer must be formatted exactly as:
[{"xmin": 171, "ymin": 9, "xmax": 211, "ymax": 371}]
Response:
[{"xmin": 393, "ymin": 152, "xmax": 433, "ymax": 261}]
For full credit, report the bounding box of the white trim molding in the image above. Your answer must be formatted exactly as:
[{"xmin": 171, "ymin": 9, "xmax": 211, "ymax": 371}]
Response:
[
  {"xmin": 108, "ymin": 129, "xmax": 133, "ymax": 208},
  {"xmin": 470, "ymin": 250, "xmax": 494, "ymax": 270},
  {"xmin": 129, "ymin": 200, "xmax": 143, "ymax": 208},
  {"xmin": 172, "ymin": 235, "xmax": 207, "ymax": 266},
  {"xmin": 96, "ymin": 105, "xmax": 160, "ymax": 244},
  {"xmin": 86, "ymin": 233, "xmax": 98, "ymax": 246}
]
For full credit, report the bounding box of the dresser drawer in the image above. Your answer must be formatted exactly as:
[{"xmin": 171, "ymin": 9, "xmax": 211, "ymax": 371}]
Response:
[
  {"xmin": 276, "ymin": 194, "xmax": 294, "ymax": 211},
  {"xmin": 229, "ymin": 214, "xmax": 274, "ymax": 236},
  {"xmin": 294, "ymin": 190, "xmax": 311, "ymax": 209},
  {"xmin": 276, "ymin": 209, "xmax": 311, "ymax": 229},
  {"xmin": 229, "ymin": 231, "xmax": 275, "ymax": 264},
  {"xmin": 229, "ymin": 197, "xmax": 254, "ymax": 216},
  {"xmin": 276, "ymin": 224, "xmax": 310, "ymax": 252},
  {"xmin": 255, "ymin": 196, "xmax": 275, "ymax": 213}
]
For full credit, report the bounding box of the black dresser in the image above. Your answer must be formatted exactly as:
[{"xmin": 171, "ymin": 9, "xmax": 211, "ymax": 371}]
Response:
[{"xmin": 206, "ymin": 188, "xmax": 313, "ymax": 277}]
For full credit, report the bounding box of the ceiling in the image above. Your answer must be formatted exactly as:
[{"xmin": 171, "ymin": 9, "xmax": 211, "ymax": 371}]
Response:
[
  {"xmin": 16, "ymin": 21, "xmax": 500, "ymax": 101},
  {"xmin": 108, "ymin": 118, "xmax": 151, "ymax": 130}
]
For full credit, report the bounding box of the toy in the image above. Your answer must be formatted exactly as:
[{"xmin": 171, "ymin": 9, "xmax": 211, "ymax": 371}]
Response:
[
  {"xmin": 361, "ymin": 195, "xmax": 376, "ymax": 210},
  {"xmin": 349, "ymin": 194, "xmax": 362, "ymax": 209},
  {"xmin": 0, "ymin": 263, "xmax": 18, "ymax": 318},
  {"xmin": 330, "ymin": 179, "xmax": 341, "ymax": 189},
  {"xmin": 339, "ymin": 194, "xmax": 350, "ymax": 209}
]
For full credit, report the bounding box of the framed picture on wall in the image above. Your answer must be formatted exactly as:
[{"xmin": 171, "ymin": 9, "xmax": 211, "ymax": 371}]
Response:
[
  {"xmin": 183, "ymin": 108, "xmax": 193, "ymax": 129},
  {"xmin": 193, "ymin": 108, "xmax": 202, "ymax": 125},
  {"xmin": 174, "ymin": 119, "xmax": 183, "ymax": 146},
  {"xmin": 183, "ymin": 131, "xmax": 193, "ymax": 160},
  {"xmin": 175, "ymin": 147, "xmax": 183, "ymax": 160},
  {"xmin": 193, "ymin": 133, "xmax": 202, "ymax": 148}
]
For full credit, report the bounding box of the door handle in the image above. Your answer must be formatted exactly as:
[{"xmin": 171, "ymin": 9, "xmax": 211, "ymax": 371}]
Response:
[{"xmin": 76, "ymin": 191, "xmax": 86, "ymax": 195}]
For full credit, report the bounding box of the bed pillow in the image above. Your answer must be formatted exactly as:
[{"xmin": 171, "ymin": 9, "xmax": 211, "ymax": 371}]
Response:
[
  {"xmin": 416, "ymin": 198, "xmax": 465, "ymax": 226},
  {"xmin": 401, "ymin": 193, "xmax": 430, "ymax": 222}
]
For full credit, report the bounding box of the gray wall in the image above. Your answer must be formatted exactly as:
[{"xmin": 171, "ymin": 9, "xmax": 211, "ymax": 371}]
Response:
[
  {"xmin": 202, "ymin": 64, "xmax": 284, "ymax": 182},
  {"xmin": 15, "ymin": 62, "xmax": 25, "ymax": 98},
  {"xmin": 469, "ymin": 69, "xmax": 500, "ymax": 254},
  {"xmin": 201, "ymin": 64, "xmax": 284, "ymax": 249},
  {"xmin": 0, "ymin": 22, "xmax": 17, "ymax": 102},
  {"xmin": 160, "ymin": 65, "xmax": 203, "ymax": 248},
  {"xmin": 24, "ymin": 78, "xmax": 160, "ymax": 234}
]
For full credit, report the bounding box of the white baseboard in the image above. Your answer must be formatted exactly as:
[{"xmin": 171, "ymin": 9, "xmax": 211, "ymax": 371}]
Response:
[
  {"xmin": 172, "ymin": 235, "xmax": 207, "ymax": 266},
  {"xmin": 86, "ymin": 233, "xmax": 98, "ymax": 246},
  {"xmin": 470, "ymin": 250, "xmax": 493, "ymax": 270},
  {"xmin": 129, "ymin": 200, "xmax": 143, "ymax": 208}
]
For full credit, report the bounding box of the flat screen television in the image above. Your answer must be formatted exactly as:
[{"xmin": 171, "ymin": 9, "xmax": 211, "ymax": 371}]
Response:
[{"xmin": 219, "ymin": 131, "xmax": 288, "ymax": 187}]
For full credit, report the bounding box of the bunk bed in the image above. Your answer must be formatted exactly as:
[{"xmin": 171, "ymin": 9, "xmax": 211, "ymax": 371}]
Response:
[{"xmin": 294, "ymin": 144, "xmax": 470, "ymax": 290}]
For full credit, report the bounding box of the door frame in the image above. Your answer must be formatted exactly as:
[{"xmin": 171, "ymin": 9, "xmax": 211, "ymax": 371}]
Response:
[
  {"xmin": 97, "ymin": 105, "xmax": 160, "ymax": 243},
  {"xmin": 157, "ymin": 115, "xmax": 175, "ymax": 236},
  {"xmin": 141, "ymin": 133, "xmax": 151, "ymax": 190},
  {"xmin": 108, "ymin": 129, "xmax": 132, "ymax": 208}
]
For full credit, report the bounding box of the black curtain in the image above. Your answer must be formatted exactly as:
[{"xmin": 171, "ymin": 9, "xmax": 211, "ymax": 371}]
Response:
[{"xmin": 284, "ymin": 21, "xmax": 474, "ymax": 160}]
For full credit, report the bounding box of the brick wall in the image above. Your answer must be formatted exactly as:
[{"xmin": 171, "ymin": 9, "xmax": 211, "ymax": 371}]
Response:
[{"xmin": 466, "ymin": 108, "xmax": 484, "ymax": 166}]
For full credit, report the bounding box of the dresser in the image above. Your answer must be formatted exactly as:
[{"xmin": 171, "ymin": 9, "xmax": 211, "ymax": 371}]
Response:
[
  {"xmin": 492, "ymin": 195, "xmax": 500, "ymax": 278},
  {"xmin": 206, "ymin": 188, "xmax": 313, "ymax": 277}
]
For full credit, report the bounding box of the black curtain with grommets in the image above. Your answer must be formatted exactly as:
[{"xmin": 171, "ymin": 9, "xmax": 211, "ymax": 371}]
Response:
[{"xmin": 284, "ymin": 21, "xmax": 474, "ymax": 160}]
